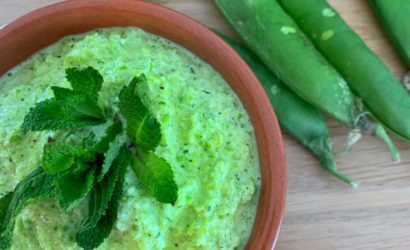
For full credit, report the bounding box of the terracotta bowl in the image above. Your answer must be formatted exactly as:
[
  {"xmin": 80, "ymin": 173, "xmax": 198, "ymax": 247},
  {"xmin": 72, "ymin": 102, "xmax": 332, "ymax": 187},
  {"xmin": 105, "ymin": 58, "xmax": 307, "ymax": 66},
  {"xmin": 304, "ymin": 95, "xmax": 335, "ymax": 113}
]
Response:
[{"xmin": 0, "ymin": 0, "xmax": 286, "ymax": 249}]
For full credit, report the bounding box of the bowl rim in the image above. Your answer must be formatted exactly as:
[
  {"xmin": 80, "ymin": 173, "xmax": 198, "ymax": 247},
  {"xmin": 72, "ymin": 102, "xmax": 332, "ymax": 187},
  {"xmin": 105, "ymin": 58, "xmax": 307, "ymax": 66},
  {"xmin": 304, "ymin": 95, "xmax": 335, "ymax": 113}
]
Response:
[{"xmin": 0, "ymin": 0, "xmax": 287, "ymax": 249}]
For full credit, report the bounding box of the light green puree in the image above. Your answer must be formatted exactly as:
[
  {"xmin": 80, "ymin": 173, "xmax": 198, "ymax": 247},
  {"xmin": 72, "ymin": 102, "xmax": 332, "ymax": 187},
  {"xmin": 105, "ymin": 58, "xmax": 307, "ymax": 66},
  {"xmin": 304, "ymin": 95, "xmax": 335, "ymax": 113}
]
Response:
[{"xmin": 0, "ymin": 28, "xmax": 260, "ymax": 250}]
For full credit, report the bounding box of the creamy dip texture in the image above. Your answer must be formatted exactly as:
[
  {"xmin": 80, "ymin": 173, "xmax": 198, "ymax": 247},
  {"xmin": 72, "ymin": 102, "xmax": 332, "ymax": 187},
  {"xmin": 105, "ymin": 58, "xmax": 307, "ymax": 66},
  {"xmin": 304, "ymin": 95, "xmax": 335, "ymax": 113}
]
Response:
[{"xmin": 0, "ymin": 28, "xmax": 260, "ymax": 249}]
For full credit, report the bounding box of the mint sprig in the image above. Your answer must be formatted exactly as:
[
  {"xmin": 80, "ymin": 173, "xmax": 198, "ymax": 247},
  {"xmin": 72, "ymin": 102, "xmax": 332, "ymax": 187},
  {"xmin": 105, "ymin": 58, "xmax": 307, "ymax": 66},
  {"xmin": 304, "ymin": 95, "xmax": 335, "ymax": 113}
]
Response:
[
  {"xmin": 118, "ymin": 76, "xmax": 148, "ymax": 138},
  {"xmin": 98, "ymin": 134, "xmax": 123, "ymax": 182},
  {"xmin": 118, "ymin": 75, "xmax": 162, "ymax": 151},
  {"xmin": 0, "ymin": 168, "xmax": 56, "ymax": 249},
  {"xmin": 0, "ymin": 67, "xmax": 179, "ymax": 250},
  {"xmin": 65, "ymin": 67, "xmax": 103, "ymax": 101},
  {"xmin": 119, "ymin": 75, "xmax": 176, "ymax": 203},
  {"xmin": 76, "ymin": 146, "xmax": 130, "ymax": 249},
  {"xmin": 42, "ymin": 141, "xmax": 84, "ymax": 174},
  {"xmin": 21, "ymin": 67, "xmax": 106, "ymax": 132},
  {"xmin": 133, "ymin": 151, "xmax": 178, "ymax": 205},
  {"xmin": 55, "ymin": 162, "xmax": 96, "ymax": 209}
]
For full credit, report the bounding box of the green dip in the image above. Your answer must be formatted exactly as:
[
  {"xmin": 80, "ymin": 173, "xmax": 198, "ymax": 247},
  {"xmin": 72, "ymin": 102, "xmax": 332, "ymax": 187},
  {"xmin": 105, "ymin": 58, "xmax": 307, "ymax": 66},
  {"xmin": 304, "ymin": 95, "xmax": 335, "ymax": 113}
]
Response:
[{"xmin": 0, "ymin": 28, "xmax": 260, "ymax": 250}]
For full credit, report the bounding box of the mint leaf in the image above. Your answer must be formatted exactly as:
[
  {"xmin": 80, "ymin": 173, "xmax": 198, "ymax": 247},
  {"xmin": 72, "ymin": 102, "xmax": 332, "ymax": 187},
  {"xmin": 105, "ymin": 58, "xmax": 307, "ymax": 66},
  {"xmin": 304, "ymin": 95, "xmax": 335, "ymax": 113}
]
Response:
[
  {"xmin": 42, "ymin": 131, "xmax": 107, "ymax": 175},
  {"xmin": 51, "ymin": 86, "xmax": 74, "ymax": 100},
  {"xmin": 79, "ymin": 147, "xmax": 130, "ymax": 229},
  {"xmin": 76, "ymin": 173, "xmax": 125, "ymax": 250},
  {"xmin": 55, "ymin": 90, "xmax": 105, "ymax": 120},
  {"xmin": 97, "ymin": 135, "xmax": 124, "ymax": 182},
  {"xmin": 21, "ymin": 95, "xmax": 105, "ymax": 132},
  {"xmin": 119, "ymin": 76, "xmax": 148, "ymax": 138},
  {"xmin": 55, "ymin": 162, "xmax": 95, "ymax": 209},
  {"xmin": 51, "ymin": 86, "xmax": 104, "ymax": 121},
  {"xmin": 21, "ymin": 67, "xmax": 105, "ymax": 133},
  {"xmin": 65, "ymin": 67, "xmax": 103, "ymax": 101},
  {"xmin": 0, "ymin": 168, "xmax": 55, "ymax": 249},
  {"xmin": 0, "ymin": 194, "xmax": 13, "ymax": 229},
  {"xmin": 76, "ymin": 147, "xmax": 130, "ymax": 249},
  {"xmin": 119, "ymin": 76, "xmax": 161, "ymax": 151},
  {"xmin": 43, "ymin": 141, "xmax": 83, "ymax": 174},
  {"xmin": 135, "ymin": 114, "xmax": 161, "ymax": 151},
  {"xmin": 132, "ymin": 151, "xmax": 178, "ymax": 205},
  {"xmin": 92, "ymin": 120, "xmax": 123, "ymax": 154}
]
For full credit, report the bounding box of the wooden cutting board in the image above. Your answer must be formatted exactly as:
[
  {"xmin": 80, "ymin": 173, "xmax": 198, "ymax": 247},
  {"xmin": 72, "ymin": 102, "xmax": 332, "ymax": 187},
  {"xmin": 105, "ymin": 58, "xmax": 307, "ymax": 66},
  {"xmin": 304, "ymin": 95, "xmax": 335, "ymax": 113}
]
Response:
[{"xmin": 1, "ymin": 1, "xmax": 410, "ymax": 249}]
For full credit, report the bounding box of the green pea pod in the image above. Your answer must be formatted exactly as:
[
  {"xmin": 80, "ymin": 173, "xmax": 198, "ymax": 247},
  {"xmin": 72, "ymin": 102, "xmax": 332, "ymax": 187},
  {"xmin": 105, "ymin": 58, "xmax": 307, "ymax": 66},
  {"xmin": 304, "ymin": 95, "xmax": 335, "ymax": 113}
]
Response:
[
  {"xmin": 215, "ymin": 0, "xmax": 400, "ymax": 161},
  {"xmin": 278, "ymin": 0, "xmax": 409, "ymax": 143},
  {"xmin": 218, "ymin": 33, "xmax": 356, "ymax": 187},
  {"xmin": 369, "ymin": 0, "xmax": 410, "ymax": 69},
  {"xmin": 215, "ymin": 0, "xmax": 358, "ymax": 126}
]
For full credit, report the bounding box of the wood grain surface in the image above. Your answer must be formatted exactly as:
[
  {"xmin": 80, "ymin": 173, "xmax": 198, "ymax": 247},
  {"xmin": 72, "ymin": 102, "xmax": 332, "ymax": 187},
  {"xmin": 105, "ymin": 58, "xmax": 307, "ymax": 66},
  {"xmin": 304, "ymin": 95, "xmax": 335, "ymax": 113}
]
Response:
[{"xmin": 1, "ymin": 1, "xmax": 410, "ymax": 249}]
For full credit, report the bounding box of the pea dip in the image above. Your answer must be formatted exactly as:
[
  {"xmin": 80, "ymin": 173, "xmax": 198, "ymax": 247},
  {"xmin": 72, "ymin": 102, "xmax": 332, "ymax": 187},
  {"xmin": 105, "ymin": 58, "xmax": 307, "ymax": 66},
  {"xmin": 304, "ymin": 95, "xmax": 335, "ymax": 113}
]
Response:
[{"xmin": 0, "ymin": 27, "xmax": 260, "ymax": 250}]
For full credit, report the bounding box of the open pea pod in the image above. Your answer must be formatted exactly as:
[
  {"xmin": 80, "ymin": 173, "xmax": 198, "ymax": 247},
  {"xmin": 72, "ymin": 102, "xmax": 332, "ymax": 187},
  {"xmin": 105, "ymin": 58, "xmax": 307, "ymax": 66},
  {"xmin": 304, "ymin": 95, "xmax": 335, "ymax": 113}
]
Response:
[
  {"xmin": 369, "ymin": 0, "xmax": 410, "ymax": 69},
  {"xmin": 219, "ymin": 33, "xmax": 356, "ymax": 186},
  {"xmin": 278, "ymin": 0, "xmax": 410, "ymax": 143},
  {"xmin": 215, "ymin": 0, "xmax": 400, "ymax": 161}
]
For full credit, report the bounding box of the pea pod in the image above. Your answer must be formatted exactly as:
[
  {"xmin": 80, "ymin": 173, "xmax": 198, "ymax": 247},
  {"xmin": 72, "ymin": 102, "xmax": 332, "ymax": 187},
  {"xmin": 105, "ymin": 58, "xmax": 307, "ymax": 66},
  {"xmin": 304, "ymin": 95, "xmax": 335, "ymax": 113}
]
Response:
[
  {"xmin": 215, "ymin": 0, "xmax": 358, "ymax": 126},
  {"xmin": 369, "ymin": 0, "xmax": 410, "ymax": 68},
  {"xmin": 278, "ymin": 0, "xmax": 410, "ymax": 143},
  {"xmin": 215, "ymin": 0, "xmax": 399, "ymax": 161},
  {"xmin": 219, "ymin": 33, "xmax": 356, "ymax": 186}
]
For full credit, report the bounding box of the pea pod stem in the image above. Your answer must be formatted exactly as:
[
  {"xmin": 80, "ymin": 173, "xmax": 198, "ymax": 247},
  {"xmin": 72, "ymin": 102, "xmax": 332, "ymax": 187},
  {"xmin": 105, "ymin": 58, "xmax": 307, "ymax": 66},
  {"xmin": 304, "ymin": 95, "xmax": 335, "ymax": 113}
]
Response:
[
  {"xmin": 343, "ymin": 113, "xmax": 400, "ymax": 162},
  {"xmin": 338, "ymin": 129, "xmax": 362, "ymax": 156},
  {"xmin": 323, "ymin": 160, "xmax": 358, "ymax": 188},
  {"xmin": 217, "ymin": 32, "xmax": 356, "ymax": 187},
  {"xmin": 327, "ymin": 168, "xmax": 358, "ymax": 188},
  {"xmin": 308, "ymin": 136, "xmax": 358, "ymax": 187},
  {"xmin": 374, "ymin": 125, "xmax": 400, "ymax": 162},
  {"xmin": 338, "ymin": 125, "xmax": 400, "ymax": 163}
]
